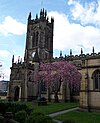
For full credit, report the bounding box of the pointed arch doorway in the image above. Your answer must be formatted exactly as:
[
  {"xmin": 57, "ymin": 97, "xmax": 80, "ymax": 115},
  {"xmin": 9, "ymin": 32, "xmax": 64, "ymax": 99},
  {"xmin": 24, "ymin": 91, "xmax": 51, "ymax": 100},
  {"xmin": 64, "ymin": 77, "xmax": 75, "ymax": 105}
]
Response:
[{"xmin": 14, "ymin": 86, "xmax": 19, "ymax": 101}]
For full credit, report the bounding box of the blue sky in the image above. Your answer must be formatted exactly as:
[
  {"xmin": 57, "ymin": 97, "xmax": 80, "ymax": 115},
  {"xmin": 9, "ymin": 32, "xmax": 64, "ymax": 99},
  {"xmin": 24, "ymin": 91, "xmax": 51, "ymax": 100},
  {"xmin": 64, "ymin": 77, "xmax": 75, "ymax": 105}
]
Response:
[{"xmin": 0, "ymin": 0, "xmax": 100, "ymax": 80}]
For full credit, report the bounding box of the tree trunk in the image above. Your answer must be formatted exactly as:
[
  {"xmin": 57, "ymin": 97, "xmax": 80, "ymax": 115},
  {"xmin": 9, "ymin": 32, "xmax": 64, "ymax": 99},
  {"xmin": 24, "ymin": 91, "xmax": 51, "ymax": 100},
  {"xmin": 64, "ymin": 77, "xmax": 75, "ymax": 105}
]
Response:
[
  {"xmin": 47, "ymin": 87, "xmax": 51, "ymax": 102},
  {"xmin": 54, "ymin": 92, "xmax": 59, "ymax": 103}
]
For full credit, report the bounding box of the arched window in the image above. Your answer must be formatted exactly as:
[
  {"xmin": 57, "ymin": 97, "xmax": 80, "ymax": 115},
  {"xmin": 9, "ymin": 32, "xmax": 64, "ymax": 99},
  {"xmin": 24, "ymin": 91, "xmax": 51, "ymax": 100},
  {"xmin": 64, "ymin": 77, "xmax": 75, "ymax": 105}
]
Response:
[
  {"xmin": 36, "ymin": 32, "xmax": 38, "ymax": 46},
  {"xmin": 32, "ymin": 32, "xmax": 35, "ymax": 47},
  {"xmin": 92, "ymin": 70, "xmax": 100, "ymax": 90}
]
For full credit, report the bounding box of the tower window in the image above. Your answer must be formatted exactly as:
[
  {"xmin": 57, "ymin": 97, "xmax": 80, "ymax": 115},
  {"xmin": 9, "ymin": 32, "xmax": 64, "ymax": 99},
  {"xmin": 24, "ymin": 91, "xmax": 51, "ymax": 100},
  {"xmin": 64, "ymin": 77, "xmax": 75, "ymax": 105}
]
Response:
[
  {"xmin": 36, "ymin": 32, "xmax": 38, "ymax": 46},
  {"xmin": 93, "ymin": 70, "xmax": 100, "ymax": 90},
  {"xmin": 32, "ymin": 33, "xmax": 35, "ymax": 47}
]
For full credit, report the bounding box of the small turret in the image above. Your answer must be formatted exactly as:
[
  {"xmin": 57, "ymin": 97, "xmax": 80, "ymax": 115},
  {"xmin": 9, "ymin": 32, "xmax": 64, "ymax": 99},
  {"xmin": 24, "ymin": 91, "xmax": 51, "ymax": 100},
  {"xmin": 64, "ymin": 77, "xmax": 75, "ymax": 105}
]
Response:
[
  {"xmin": 60, "ymin": 51, "xmax": 62, "ymax": 57},
  {"xmin": 81, "ymin": 48, "xmax": 83, "ymax": 54},
  {"xmin": 70, "ymin": 49, "xmax": 72, "ymax": 56},
  {"xmin": 45, "ymin": 10, "xmax": 47, "ymax": 18},
  {"xmin": 28, "ymin": 12, "xmax": 31, "ymax": 20},
  {"xmin": 12, "ymin": 55, "xmax": 14, "ymax": 64},
  {"xmin": 36, "ymin": 14, "xmax": 38, "ymax": 20},
  {"xmin": 51, "ymin": 17, "xmax": 54, "ymax": 23},
  {"xmin": 65, "ymin": 54, "xmax": 67, "ymax": 60},
  {"xmin": 18, "ymin": 56, "xmax": 20, "ymax": 63},
  {"xmin": 43, "ymin": 8, "xmax": 44, "ymax": 16},
  {"xmin": 40, "ymin": 8, "xmax": 47, "ymax": 19},
  {"xmin": 92, "ymin": 46, "xmax": 94, "ymax": 54},
  {"xmin": 40, "ymin": 9, "xmax": 43, "ymax": 18}
]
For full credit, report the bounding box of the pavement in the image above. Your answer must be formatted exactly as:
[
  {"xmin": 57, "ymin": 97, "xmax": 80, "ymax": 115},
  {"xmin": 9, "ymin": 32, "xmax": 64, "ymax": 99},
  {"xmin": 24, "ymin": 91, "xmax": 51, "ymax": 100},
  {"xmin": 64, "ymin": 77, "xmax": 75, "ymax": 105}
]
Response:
[
  {"xmin": 48, "ymin": 107, "xmax": 79, "ymax": 123},
  {"xmin": 48, "ymin": 107, "xmax": 79, "ymax": 117}
]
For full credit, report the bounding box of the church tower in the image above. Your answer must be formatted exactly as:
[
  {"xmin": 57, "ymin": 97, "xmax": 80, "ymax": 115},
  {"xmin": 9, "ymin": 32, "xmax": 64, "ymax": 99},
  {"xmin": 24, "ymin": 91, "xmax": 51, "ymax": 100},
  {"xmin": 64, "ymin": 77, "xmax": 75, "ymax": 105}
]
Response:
[
  {"xmin": 24, "ymin": 9, "xmax": 54, "ymax": 63},
  {"xmin": 7, "ymin": 9, "xmax": 54, "ymax": 101}
]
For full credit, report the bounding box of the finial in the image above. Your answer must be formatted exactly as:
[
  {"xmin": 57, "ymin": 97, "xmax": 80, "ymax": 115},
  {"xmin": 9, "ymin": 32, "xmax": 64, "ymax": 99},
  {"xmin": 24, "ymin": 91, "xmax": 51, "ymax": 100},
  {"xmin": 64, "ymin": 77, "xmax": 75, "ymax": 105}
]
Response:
[
  {"xmin": 12, "ymin": 55, "xmax": 14, "ymax": 63},
  {"xmin": 36, "ymin": 14, "xmax": 38, "ymax": 20},
  {"xmin": 18, "ymin": 56, "xmax": 20, "ymax": 63},
  {"xmin": 92, "ymin": 46, "xmax": 94, "ymax": 54},
  {"xmin": 70, "ymin": 49, "xmax": 72, "ymax": 56},
  {"xmin": 40, "ymin": 9, "xmax": 42, "ymax": 18},
  {"xmin": 60, "ymin": 51, "xmax": 62, "ymax": 57},
  {"xmin": 65, "ymin": 54, "xmax": 66, "ymax": 57},
  {"xmin": 51, "ymin": 17, "xmax": 54, "ymax": 23},
  {"xmin": 43, "ymin": 8, "xmax": 44, "ymax": 16},
  {"xmin": 28, "ymin": 12, "xmax": 31, "ymax": 20},
  {"xmin": 40, "ymin": 9, "xmax": 42, "ymax": 13},
  {"xmin": 45, "ymin": 10, "xmax": 47, "ymax": 18},
  {"xmin": 81, "ymin": 48, "xmax": 83, "ymax": 54}
]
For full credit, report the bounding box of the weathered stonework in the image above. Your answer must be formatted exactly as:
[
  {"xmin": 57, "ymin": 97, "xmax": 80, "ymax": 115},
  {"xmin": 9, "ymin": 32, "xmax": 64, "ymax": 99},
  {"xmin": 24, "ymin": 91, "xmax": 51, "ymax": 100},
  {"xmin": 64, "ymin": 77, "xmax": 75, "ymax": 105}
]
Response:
[{"xmin": 8, "ymin": 9, "xmax": 100, "ymax": 110}]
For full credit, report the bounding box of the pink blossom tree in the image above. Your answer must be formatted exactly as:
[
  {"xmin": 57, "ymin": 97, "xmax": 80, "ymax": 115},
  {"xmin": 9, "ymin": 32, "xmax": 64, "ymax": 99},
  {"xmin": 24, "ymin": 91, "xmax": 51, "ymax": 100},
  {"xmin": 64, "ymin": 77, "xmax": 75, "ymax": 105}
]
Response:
[{"xmin": 38, "ymin": 60, "xmax": 81, "ymax": 102}]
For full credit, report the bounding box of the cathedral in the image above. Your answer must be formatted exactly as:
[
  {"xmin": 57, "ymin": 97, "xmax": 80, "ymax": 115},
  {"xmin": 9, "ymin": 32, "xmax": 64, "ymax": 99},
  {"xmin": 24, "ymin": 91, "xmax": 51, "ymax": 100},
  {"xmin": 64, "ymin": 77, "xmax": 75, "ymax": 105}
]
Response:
[{"xmin": 8, "ymin": 9, "xmax": 100, "ymax": 110}]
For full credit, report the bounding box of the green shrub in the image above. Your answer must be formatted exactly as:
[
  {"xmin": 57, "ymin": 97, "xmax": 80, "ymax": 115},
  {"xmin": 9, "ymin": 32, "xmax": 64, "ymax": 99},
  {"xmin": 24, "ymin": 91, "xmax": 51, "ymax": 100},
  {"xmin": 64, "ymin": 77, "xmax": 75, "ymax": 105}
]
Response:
[
  {"xmin": 26, "ymin": 112, "xmax": 55, "ymax": 123},
  {"xmin": 63, "ymin": 119, "xmax": 76, "ymax": 123},
  {"xmin": 0, "ymin": 102, "xmax": 29, "ymax": 115},
  {"xmin": 25, "ymin": 115, "xmax": 35, "ymax": 123},
  {"xmin": 15, "ymin": 110, "xmax": 27, "ymax": 123},
  {"xmin": 26, "ymin": 112, "xmax": 44, "ymax": 123},
  {"xmin": 0, "ymin": 102, "xmax": 13, "ymax": 114}
]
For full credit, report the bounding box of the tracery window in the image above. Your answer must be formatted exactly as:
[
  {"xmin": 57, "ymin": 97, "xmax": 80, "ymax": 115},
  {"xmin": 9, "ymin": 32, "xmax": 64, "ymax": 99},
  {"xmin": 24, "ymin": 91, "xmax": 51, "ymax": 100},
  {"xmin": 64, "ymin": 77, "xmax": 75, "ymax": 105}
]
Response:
[
  {"xmin": 36, "ymin": 32, "xmax": 38, "ymax": 46},
  {"xmin": 32, "ymin": 32, "xmax": 35, "ymax": 47},
  {"xmin": 93, "ymin": 70, "xmax": 100, "ymax": 90}
]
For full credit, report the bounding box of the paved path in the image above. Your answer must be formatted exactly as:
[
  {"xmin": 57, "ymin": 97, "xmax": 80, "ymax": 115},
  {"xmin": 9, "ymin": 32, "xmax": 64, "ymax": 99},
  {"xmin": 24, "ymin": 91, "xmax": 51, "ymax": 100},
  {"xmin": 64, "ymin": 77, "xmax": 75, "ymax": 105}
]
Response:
[
  {"xmin": 48, "ymin": 107, "xmax": 79, "ymax": 117},
  {"xmin": 48, "ymin": 107, "xmax": 79, "ymax": 123}
]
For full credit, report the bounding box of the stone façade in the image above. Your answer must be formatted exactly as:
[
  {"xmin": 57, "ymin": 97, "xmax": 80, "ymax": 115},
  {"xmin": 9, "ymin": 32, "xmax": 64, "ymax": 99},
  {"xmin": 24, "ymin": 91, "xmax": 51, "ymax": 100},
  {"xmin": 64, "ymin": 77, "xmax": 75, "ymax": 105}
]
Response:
[{"xmin": 7, "ymin": 9, "xmax": 100, "ymax": 110}]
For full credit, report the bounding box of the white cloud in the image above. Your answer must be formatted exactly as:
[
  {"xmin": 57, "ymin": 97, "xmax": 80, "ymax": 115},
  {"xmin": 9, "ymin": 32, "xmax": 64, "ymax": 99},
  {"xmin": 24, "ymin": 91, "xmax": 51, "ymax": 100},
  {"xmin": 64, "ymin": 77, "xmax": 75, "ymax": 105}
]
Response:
[
  {"xmin": 48, "ymin": 11, "xmax": 100, "ymax": 54},
  {"xmin": 0, "ymin": 16, "xmax": 26, "ymax": 36},
  {"xmin": 67, "ymin": 0, "xmax": 100, "ymax": 26},
  {"xmin": 0, "ymin": 50, "xmax": 12, "ymax": 80}
]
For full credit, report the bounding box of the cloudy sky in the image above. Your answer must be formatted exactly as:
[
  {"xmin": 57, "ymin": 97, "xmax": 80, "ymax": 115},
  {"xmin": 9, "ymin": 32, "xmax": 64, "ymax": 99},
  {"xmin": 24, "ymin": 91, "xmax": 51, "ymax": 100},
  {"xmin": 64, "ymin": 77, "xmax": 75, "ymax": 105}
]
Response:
[{"xmin": 0, "ymin": 0, "xmax": 100, "ymax": 80}]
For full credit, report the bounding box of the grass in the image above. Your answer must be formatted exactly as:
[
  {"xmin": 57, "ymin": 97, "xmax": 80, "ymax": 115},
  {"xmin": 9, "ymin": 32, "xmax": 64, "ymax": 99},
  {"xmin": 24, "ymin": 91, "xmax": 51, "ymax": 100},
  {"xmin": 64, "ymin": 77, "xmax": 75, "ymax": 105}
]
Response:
[
  {"xmin": 17, "ymin": 102, "xmax": 79, "ymax": 114},
  {"xmin": 32, "ymin": 102, "xmax": 79, "ymax": 114},
  {"xmin": 54, "ymin": 111, "xmax": 100, "ymax": 123}
]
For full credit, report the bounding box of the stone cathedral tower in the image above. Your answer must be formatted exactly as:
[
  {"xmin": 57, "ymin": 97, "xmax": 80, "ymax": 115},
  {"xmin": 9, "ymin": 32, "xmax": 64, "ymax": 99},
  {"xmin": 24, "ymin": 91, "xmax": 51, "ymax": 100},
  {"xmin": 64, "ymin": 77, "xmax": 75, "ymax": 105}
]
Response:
[
  {"xmin": 7, "ymin": 9, "xmax": 54, "ymax": 101},
  {"xmin": 25, "ymin": 9, "xmax": 54, "ymax": 63}
]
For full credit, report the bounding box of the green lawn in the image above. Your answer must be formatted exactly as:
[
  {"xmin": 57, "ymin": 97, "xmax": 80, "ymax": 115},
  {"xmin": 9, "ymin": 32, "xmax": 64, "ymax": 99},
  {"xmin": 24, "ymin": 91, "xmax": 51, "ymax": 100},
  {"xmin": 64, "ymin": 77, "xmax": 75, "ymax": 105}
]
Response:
[
  {"xmin": 19, "ymin": 102, "xmax": 79, "ymax": 114},
  {"xmin": 32, "ymin": 102, "xmax": 79, "ymax": 114},
  {"xmin": 54, "ymin": 111, "xmax": 100, "ymax": 123}
]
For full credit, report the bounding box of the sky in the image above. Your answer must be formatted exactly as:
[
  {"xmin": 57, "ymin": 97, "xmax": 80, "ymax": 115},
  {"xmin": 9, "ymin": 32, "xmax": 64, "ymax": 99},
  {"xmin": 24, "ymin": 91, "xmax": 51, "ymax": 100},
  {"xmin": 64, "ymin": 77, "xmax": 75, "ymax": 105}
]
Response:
[{"xmin": 0, "ymin": 0, "xmax": 100, "ymax": 80}]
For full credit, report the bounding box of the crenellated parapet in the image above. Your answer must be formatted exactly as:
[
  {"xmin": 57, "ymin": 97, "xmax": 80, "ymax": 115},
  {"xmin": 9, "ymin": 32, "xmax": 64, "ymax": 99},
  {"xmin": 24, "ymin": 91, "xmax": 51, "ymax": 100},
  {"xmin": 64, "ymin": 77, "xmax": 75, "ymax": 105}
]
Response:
[
  {"xmin": 53, "ymin": 48, "xmax": 100, "ymax": 70},
  {"xmin": 54, "ymin": 47, "xmax": 100, "ymax": 61}
]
